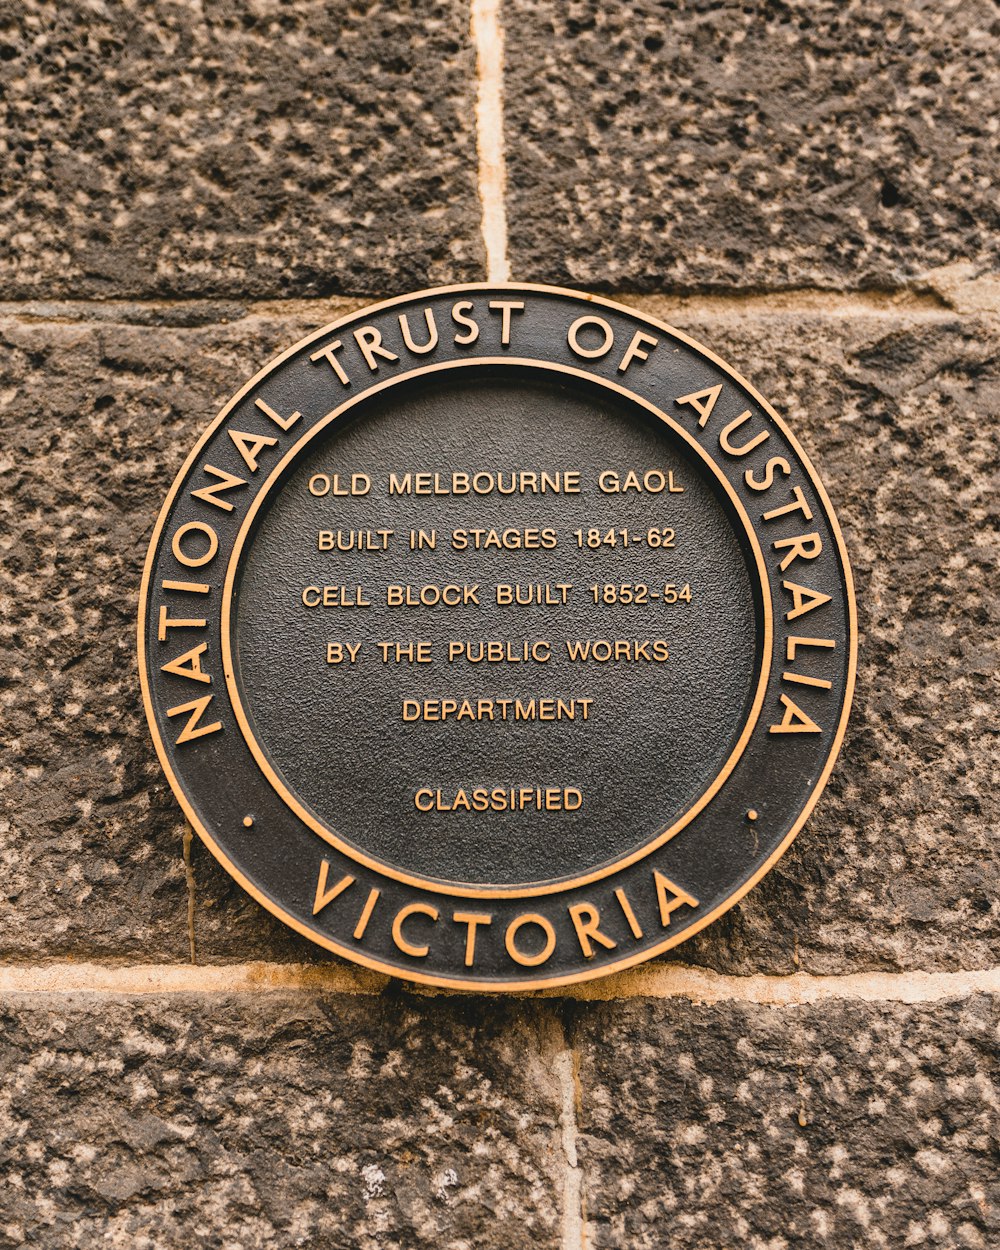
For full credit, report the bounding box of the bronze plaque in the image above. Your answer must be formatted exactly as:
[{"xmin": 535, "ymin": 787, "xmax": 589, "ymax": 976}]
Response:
[{"xmin": 139, "ymin": 285, "xmax": 856, "ymax": 989}]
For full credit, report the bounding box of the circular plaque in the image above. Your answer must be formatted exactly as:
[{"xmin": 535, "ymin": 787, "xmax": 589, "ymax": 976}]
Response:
[{"xmin": 139, "ymin": 285, "xmax": 856, "ymax": 989}]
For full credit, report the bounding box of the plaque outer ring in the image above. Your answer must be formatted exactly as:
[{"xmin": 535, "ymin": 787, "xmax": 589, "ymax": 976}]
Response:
[{"xmin": 138, "ymin": 283, "xmax": 858, "ymax": 991}]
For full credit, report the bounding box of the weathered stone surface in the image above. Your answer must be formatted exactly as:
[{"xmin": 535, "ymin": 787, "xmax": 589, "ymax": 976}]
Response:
[
  {"xmin": 4, "ymin": 988, "xmax": 995, "ymax": 1248},
  {"xmin": 504, "ymin": 0, "xmax": 1000, "ymax": 291},
  {"xmin": 663, "ymin": 302, "xmax": 1000, "ymax": 975},
  {"xmin": 0, "ymin": 1, "xmax": 483, "ymax": 299},
  {"xmin": 569, "ymin": 991, "xmax": 1000, "ymax": 1249},
  {"xmin": 0, "ymin": 305, "xmax": 353, "ymax": 963},
  {"xmin": 0, "ymin": 992, "xmax": 562, "ymax": 1249},
  {"xmin": 2, "ymin": 304, "xmax": 997, "ymax": 973}
]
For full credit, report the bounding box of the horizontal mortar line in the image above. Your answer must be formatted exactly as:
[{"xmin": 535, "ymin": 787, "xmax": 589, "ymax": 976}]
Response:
[
  {"xmin": 621, "ymin": 289, "xmax": 957, "ymax": 316},
  {"xmin": 0, "ymin": 288, "xmax": 968, "ymax": 327},
  {"xmin": 0, "ymin": 961, "xmax": 997, "ymax": 1005}
]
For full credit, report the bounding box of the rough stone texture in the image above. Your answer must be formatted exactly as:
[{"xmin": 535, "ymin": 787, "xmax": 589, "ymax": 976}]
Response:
[
  {"xmin": 504, "ymin": 0, "xmax": 1000, "ymax": 292},
  {"xmin": 3, "ymin": 1, "xmax": 999, "ymax": 1244},
  {"xmin": 570, "ymin": 992, "xmax": 1000, "ymax": 1249},
  {"xmin": 664, "ymin": 301, "xmax": 1000, "ymax": 975},
  {"xmin": 0, "ymin": 305, "xmax": 353, "ymax": 965},
  {"xmin": 0, "ymin": 1, "xmax": 484, "ymax": 299},
  {"xmin": 2, "ymin": 303, "xmax": 997, "ymax": 973},
  {"xmin": 0, "ymin": 992, "xmax": 562, "ymax": 1249}
]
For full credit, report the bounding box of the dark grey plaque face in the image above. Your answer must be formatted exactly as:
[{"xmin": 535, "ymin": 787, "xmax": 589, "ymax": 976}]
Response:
[{"xmin": 140, "ymin": 286, "xmax": 856, "ymax": 989}]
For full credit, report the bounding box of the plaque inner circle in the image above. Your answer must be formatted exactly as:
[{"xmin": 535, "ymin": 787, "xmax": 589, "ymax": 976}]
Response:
[{"xmin": 222, "ymin": 361, "xmax": 771, "ymax": 895}]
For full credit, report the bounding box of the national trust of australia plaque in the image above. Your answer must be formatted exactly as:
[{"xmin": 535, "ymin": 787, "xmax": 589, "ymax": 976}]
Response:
[{"xmin": 139, "ymin": 285, "xmax": 857, "ymax": 989}]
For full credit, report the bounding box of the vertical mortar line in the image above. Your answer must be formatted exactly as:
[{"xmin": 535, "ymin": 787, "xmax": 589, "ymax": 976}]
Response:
[
  {"xmin": 182, "ymin": 821, "xmax": 197, "ymax": 964},
  {"xmin": 470, "ymin": 0, "xmax": 511, "ymax": 281},
  {"xmin": 796, "ymin": 1062, "xmax": 809, "ymax": 1128},
  {"xmin": 542, "ymin": 1005, "xmax": 587, "ymax": 1250}
]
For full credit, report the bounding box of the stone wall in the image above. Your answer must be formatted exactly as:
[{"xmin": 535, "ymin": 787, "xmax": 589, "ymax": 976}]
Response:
[{"xmin": 1, "ymin": 2, "xmax": 997, "ymax": 1246}]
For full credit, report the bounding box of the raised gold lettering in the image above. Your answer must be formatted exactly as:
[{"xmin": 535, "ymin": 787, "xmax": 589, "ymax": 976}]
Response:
[
  {"xmin": 675, "ymin": 384, "xmax": 723, "ymax": 428},
  {"xmin": 171, "ymin": 521, "xmax": 218, "ymax": 568},
  {"xmin": 614, "ymin": 888, "xmax": 643, "ymax": 939},
  {"xmin": 769, "ymin": 693, "xmax": 822, "ymax": 734},
  {"xmin": 255, "ymin": 397, "xmax": 302, "ymax": 432},
  {"xmin": 353, "ymin": 888, "xmax": 380, "ymax": 938},
  {"xmin": 161, "ymin": 642, "xmax": 211, "ymax": 684},
  {"xmin": 568, "ymin": 315, "xmax": 614, "ymax": 359},
  {"xmin": 161, "ymin": 580, "xmax": 210, "ymax": 594},
  {"xmin": 191, "ymin": 464, "xmax": 247, "ymax": 512},
  {"xmin": 745, "ymin": 456, "xmax": 792, "ymax": 492},
  {"xmin": 617, "ymin": 330, "xmax": 658, "ymax": 373},
  {"xmin": 399, "ymin": 308, "xmax": 438, "ymax": 354},
  {"xmin": 313, "ymin": 860, "xmax": 354, "ymax": 914},
  {"xmin": 158, "ymin": 607, "xmax": 206, "ymax": 640},
  {"xmin": 786, "ymin": 636, "xmax": 836, "ymax": 661},
  {"xmin": 762, "ymin": 485, "xmax": 813, "ymax": 524},
  {"xmin": 488, "ymin": 300, "xmax": 524, "ymax": 345},
  {"xmin": 309, "ymin": 341, "xmax": 350, "ymax": 385},
  {"xmin": 505, "ymin": 913, "xmax": 556, "ymax": 966},
  {"xmin": 451, "ymin": 301, "xmax": 480, "ymax": 345},
  {"xmin": 783, "ymin": 580, "xmax": 832, "ymax": 621},
  {"xmin": 392, "ymin": 902, "xmax": 439, "ymax": 957},
  {"xmin": 453, "ymin": 911, "xmax": 492, "ymax": 966},
  {"xmin": 166, "ymin": 694, "xmax": 222, "ymax": 745},
  {"xmin": 719, "ymin": 410, "xmax": 769, "ymax": 457},
  {"xmin": 569, "ymin": 902, "xmax": 617, "ymax": 958},
  {"xmin": 774, "ymin": 532, "xmax": 823, "ymax": 571},
  {"xmin": 653, "ymin": 871, "xmax": 699, "ymax": 926},
  {"xmin": 228, "ymin": 429, "xmax": 278, "ymax": 474},
  {"xmin": 354, "ymin": 325, "xmax": 398, "ymax": 371}
]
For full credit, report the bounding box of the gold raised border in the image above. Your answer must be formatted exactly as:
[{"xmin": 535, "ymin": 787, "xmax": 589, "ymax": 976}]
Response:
[
  {"xmin": 138, "ymin": 283, "xmax": 858, "ymax": 992},
  {"xmin": 218, "ymin": 357, "xmax": 774, "ymax": 899}
]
